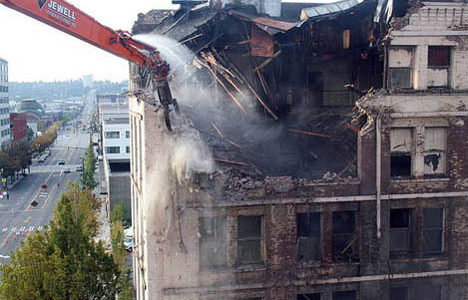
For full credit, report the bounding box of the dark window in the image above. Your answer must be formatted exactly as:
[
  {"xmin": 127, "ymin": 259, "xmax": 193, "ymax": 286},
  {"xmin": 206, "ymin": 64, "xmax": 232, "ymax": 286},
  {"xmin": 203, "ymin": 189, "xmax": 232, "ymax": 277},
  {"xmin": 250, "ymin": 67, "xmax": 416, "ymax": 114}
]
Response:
[
  {"xmin": 238, "ymin": 216, "xmax": 263, "ymax": 265},
  {"xmin": 297, "ymin": 213, "xmax": 321, "ymax": 261},
  {"xmin": 298, "ymin": 294, "xmax": 320, "ymax": 300},
  {"xmin": 125, "ymin": 131, "xmax": 130, "ymax": 138},
  {"xmin": 428, "ymin": 46, "xmax": 450, "ymax": 87},
  {"xmin": 391, "ymin": 155, "xmax": 411, "ymax": 177},
  {"xmin": 126, "ymin": 146, "xmax": 130, "ymax": 154},
  {"xmin": 428, "ymin": 47, "xmax": 450, "ymax": 67},
  {"xmin": 390, "ymin": 287, "xmax": 408, "ymax": 300},
  {"xmin": 105, "ymin": 131, "xmax": 120, "ymax": 139},
  {"xmin": 422, "ymin": 208, "xmax": 444, "ymax": 254},
  {"xmin": 332, "ymin": 211, "xmax": 356, "ymax": 261},
  {"xmin": 414, "ymin": 284, "xmax": 441, "ymax": 300},
  {"xmin": 390, "ymin": 209, "xmax": 412, "ymax": 255},
  {"xmin": 105, "ymin": 146, "xmax": 120, "ymax": 154},
  {"xmin": 199, "ymin": 217, "xmax": 227, "ymax": 268},
  {"xmin": 388, "ymin": 68, "xmax": 412, "ymax": 89},
  {"xmin": 333, "ymin": 291, "xmax": 356, "ymax": 300},
  {"xmin": 390, "ymin": 128, "xmax": 413, "ymax": 178}
]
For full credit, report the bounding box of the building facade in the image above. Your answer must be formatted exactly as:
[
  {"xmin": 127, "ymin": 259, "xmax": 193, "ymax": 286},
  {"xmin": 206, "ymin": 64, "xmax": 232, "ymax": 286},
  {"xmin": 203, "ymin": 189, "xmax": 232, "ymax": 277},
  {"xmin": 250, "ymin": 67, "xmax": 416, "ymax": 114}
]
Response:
[
  {"xmin": 0, "ymin": 58, "xmax": 10, "ymax": 145},
  {"xmin": 98, "ymin": 94, "xmax": 131, "ymax": 220},
  {"xmin": 130, "ymin": 1, "xmax": 468, "ymax": 300},
  {"xmin": 9, "ymin": 112, "xmax": 27, "ymax": 141}
]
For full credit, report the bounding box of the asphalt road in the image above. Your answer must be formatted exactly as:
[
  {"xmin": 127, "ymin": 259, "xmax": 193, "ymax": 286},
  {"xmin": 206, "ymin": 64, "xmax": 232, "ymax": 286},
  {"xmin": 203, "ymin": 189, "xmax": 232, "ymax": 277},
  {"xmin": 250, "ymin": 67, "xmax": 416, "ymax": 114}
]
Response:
[{"xmin": 0, "ymin": 125, "xmax": 89, "ymax": 263}]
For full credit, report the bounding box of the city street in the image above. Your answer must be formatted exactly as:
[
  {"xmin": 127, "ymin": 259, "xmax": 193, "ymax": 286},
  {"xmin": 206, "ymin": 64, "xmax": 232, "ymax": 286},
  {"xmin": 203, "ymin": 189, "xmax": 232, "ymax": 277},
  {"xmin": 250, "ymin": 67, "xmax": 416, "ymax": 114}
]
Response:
[{"xmin": 0, "ymin": 123, "xmax": 89, "ymax": 262}]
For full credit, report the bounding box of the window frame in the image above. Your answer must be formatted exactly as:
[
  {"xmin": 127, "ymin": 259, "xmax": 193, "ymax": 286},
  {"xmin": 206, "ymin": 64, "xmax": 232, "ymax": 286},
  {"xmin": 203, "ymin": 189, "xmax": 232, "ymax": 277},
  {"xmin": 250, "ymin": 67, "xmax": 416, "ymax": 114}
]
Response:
[
  {"xmin": 199, "ymin": 216, "xmax": 227, "ymax": 268},
  {"xmin": 237, "ymin": 215, "xmax": 264, "ymax": 266},
  {"xmin": 332, "ymin": 211, "xmax": 358, "ymax": 262},
  {"xmin": 297, "ymin": 212, "xmax": 321, "ymax": 262}
]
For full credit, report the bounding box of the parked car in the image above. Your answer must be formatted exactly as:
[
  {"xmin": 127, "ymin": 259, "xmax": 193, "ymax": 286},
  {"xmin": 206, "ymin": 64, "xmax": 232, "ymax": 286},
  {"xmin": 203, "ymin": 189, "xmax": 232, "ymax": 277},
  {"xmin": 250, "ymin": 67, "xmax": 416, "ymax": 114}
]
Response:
[
  {"xmin": 38, "ymin": 156, "xmax": 47, "ymax": 163},
  {"xmin": 64, "ymin": 168, "xmax": 71, "ymax": 173},
  {"xmin": 76, "ymin": 165, "xmax": 83, "ymax": 172},
  {"xmin": 124, "ymin": 237, "xmax": 133, "ymax": 252}
]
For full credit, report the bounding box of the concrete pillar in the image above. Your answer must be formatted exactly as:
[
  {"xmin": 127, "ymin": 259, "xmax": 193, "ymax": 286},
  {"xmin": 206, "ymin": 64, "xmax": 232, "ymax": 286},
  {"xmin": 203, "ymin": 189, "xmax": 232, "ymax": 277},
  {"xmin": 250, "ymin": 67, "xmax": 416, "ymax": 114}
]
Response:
[{"xmin": 413, "ymin": 45, "xmax": 428, "ymax": 90}]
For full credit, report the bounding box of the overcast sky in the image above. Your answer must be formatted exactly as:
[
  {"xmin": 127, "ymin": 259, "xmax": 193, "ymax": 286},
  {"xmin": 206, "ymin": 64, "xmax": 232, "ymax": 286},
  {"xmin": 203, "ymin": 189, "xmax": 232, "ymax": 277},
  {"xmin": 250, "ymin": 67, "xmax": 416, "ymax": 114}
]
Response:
[{"xmin": 0, "ymin": 0, "xmax": 333, "ymax": 82}]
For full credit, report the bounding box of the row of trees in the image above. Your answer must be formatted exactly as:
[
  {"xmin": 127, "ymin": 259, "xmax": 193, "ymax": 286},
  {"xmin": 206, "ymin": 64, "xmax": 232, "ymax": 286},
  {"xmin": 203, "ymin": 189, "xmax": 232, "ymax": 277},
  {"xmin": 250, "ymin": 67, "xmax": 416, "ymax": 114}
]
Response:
[
  {"xmin": 29, "ymin": 121, "xmax": 61, "ymax": 155},
  {"xmin": 0, "ymin": 141, "xmax": 31, "ymax": 179},
  {"xmin": 81, "ymin": 138, "xmax": 97, "ymax": 189},
  {"xmin": 0, "ymin": 183, "xmax": 125, "ymax": 299},
  {"xmin": 0, "ymin": 121, "xmax": 61, "ymax": 181},
  {"xmin": 111, "ymin": 203, "xmax": 133, "ymax": 300}
]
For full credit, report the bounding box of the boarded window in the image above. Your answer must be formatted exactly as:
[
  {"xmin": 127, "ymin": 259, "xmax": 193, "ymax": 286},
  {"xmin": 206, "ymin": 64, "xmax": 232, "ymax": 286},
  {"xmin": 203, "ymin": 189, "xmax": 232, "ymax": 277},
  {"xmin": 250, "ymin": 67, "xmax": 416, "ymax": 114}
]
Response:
[
  {"xmin": 390, "ymin": 287, "xmax": 408, "ymax": 300},
  {"xmin": 424, "ymin": 127, "xmax": 447, "ymax": 176},
  {"xmin": 390, "ymin": 209, "xmax": 412, "ymax": 255},
  {"xmin": 388, "ymin": 46, "xmax": 413, "ymax": 89},
  {"xmin": 422, "ymin": 208, "xmax": 444, "ymax": 254},
  {"xmin": 343, "ymin": 29, "xmax": 351, "ymax": 49},
  {"xmin": 333, "ymin": 291, "xmax": 356, "ymax": 300},
  {"xmin": 199, "ymin": 217, "xmax": 227, "ymax": 268},
  {"xmin": 298, "ymin": 294, "xmax": 320, "ymax": 300},
  {"xmin": 333, "ymin": 211, "xmax": 356, "ymax": 261},
  {"xmin": 391, "ymin": 128, "xmax": 413, "ymax": 178},
  {"xmin": 297, "ymin": 213, "xmax": 321, "ymax": 261},
  {"xmin": 238, "ymin": 216, "xmax": 263, "ymax": 265}
]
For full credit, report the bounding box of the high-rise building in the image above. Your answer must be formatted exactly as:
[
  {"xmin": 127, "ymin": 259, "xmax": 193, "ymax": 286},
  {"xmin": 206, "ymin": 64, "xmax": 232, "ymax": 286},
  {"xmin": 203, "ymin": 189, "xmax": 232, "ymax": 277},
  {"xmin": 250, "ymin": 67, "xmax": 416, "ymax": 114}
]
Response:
[{"xmin": 0, "ymin": 58, "xmax": 10, "ymax": 145}]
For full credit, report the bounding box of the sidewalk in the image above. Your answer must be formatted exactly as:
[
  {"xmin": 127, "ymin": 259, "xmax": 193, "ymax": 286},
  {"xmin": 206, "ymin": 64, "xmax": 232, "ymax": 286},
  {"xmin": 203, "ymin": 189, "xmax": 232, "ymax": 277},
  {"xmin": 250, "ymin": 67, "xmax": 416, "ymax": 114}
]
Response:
[{"xmin": 94, "ymin": 160, "xmax": 111, "ymax": 249}]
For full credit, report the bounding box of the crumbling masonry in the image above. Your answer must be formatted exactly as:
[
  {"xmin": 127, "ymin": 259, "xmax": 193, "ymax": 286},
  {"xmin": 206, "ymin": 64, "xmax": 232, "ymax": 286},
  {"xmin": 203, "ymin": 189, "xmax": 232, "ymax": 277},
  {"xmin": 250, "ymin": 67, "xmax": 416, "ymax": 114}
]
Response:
[{"xmin": 129, "ymin": 0, "xmax": 468, "ymax": 299}]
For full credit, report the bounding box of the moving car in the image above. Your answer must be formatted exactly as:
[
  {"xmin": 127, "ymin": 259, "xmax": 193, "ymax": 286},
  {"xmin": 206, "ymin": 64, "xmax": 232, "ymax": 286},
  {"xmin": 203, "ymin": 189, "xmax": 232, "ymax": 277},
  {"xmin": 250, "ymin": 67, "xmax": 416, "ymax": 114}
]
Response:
[
  {"xmin": 41, "ymin": 183, "xmax": 47, "ymax": 189},
  {"xmin": 64, "ymin": 168, "xmax": 71, "ymax": 173},
  {"xmin": 76, "ymin": 165, "xmax": 83, "ymax": 172},
  {"xmin": 58, "ymin": 160, "xmax": 65, "ymax": 165}
]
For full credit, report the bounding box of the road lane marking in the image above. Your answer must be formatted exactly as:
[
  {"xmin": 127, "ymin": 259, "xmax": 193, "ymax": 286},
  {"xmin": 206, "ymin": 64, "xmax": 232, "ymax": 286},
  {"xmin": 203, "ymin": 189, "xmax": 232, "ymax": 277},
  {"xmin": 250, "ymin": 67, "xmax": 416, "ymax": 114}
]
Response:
[
  {"xmin": 26, "ymin": 171, "xmax": 56, "ymax": 210},
  {"xmin": 41, "ymin": 184, "xmax": 57, "ymax": 210},
  {"xmin": 24, "ymin": 216, "xmax": 32, "ymax": 223}
]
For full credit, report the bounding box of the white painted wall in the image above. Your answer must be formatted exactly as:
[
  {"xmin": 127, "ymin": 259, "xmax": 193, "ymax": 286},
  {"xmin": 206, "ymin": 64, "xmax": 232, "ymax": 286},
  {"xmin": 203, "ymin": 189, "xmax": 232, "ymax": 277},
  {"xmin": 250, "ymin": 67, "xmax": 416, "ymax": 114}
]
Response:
[{"xmin": 102, "ymin": 118, "xmax": 130, "ymax": 161}]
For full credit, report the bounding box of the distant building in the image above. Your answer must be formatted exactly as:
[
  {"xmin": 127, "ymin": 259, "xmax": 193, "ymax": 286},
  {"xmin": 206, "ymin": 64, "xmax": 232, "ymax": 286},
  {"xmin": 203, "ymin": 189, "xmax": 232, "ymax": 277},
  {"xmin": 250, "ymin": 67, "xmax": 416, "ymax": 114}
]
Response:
[
  {"xmin": 0, "ymin": 58, "xmax": 10, "ymax": 145},
  {"xmin": 10, "ymin": 113, "xmax": 27, "ymax": 142},
  {"xmin": 82, "ymin": 74, "xmax": 94, "ymax": 88},
  {"xmin": 16, "ymin": 99, "xmax": 43, "ymax": 115}
]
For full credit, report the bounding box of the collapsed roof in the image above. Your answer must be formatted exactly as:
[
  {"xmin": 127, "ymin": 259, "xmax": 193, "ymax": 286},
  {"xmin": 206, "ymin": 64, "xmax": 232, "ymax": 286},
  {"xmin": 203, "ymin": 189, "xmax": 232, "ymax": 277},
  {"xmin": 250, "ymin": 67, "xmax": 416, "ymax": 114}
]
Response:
[{"xmin": 132, "ymin": 0, "xmax": 413, "ymax": 180}]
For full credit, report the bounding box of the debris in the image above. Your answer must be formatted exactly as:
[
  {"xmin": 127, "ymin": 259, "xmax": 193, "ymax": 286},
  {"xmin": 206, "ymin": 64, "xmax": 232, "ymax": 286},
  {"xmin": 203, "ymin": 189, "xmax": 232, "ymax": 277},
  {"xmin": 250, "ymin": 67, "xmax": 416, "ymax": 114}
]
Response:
[
  {"xmin": 288, "ymin": 129, "xmax": 331, "ymax": 139},
  {"xmin": 215, "ymin": 159, "xmax": 249, "ymax": 167}
]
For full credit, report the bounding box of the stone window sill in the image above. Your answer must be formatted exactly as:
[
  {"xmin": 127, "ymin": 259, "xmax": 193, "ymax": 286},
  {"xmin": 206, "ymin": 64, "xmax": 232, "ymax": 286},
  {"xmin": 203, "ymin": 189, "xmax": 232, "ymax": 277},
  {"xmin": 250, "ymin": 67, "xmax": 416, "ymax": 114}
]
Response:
[{"xmin": 391, "ymin": 177, "xmax": 450, "ymax": 183}]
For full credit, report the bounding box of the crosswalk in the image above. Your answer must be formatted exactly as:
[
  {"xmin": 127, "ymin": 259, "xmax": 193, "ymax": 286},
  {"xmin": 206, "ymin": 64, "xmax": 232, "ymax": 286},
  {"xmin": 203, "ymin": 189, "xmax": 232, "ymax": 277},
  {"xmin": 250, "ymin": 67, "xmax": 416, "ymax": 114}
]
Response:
[
  {"xmin": 30, "ymin": 165, "xmax": 81, "ymax": 173},
  {"xmin": 1, "ymin": 225, "xmax": 45, "ymax": 233}
]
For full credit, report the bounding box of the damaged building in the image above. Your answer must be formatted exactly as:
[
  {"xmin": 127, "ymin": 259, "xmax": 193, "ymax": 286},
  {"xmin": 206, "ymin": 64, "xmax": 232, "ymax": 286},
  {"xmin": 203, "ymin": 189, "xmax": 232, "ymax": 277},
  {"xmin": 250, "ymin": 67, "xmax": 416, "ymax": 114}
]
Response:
[{"xmin": 128, "ymin": 0, "xmax": 468, "ymax": 299}]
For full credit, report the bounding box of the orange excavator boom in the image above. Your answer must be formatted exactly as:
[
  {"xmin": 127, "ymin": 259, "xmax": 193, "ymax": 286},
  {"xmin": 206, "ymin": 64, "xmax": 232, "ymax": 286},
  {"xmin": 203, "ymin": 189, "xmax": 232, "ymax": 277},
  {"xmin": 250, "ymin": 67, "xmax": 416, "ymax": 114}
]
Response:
[{"xmin": 0, "ymin": 0, "xmax": 178, "ymax": 130}]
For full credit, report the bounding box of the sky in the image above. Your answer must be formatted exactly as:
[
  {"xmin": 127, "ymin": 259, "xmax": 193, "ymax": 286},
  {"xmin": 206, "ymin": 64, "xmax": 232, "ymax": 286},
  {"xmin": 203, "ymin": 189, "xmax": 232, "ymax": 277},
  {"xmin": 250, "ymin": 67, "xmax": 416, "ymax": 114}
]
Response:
[{"xmin": 0, "ymin": 0, "xmax": 333, "ymax": 82}]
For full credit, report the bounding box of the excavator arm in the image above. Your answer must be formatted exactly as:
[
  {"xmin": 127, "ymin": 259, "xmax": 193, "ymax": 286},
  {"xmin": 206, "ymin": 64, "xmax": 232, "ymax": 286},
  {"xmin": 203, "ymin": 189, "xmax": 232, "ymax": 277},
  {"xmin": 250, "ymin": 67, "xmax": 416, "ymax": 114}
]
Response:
[{"xmin": 0, "ymin": 0, "xmax": 178, "ymax": 130}]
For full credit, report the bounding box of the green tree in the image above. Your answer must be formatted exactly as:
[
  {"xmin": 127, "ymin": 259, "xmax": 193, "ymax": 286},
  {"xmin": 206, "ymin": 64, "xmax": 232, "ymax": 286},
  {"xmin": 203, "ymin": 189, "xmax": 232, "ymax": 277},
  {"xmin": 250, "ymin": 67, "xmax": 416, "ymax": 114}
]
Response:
[
  {"xmin": 82, "ymin": 138, "xmax": 97, "ymax": 189},
  {"xmin": 0, "ymin": 183, "xmax": 121, "ymax": 300},
  {"xmin": 110, "ymin": 203, "xmax": 133, "ymax": 300}
]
